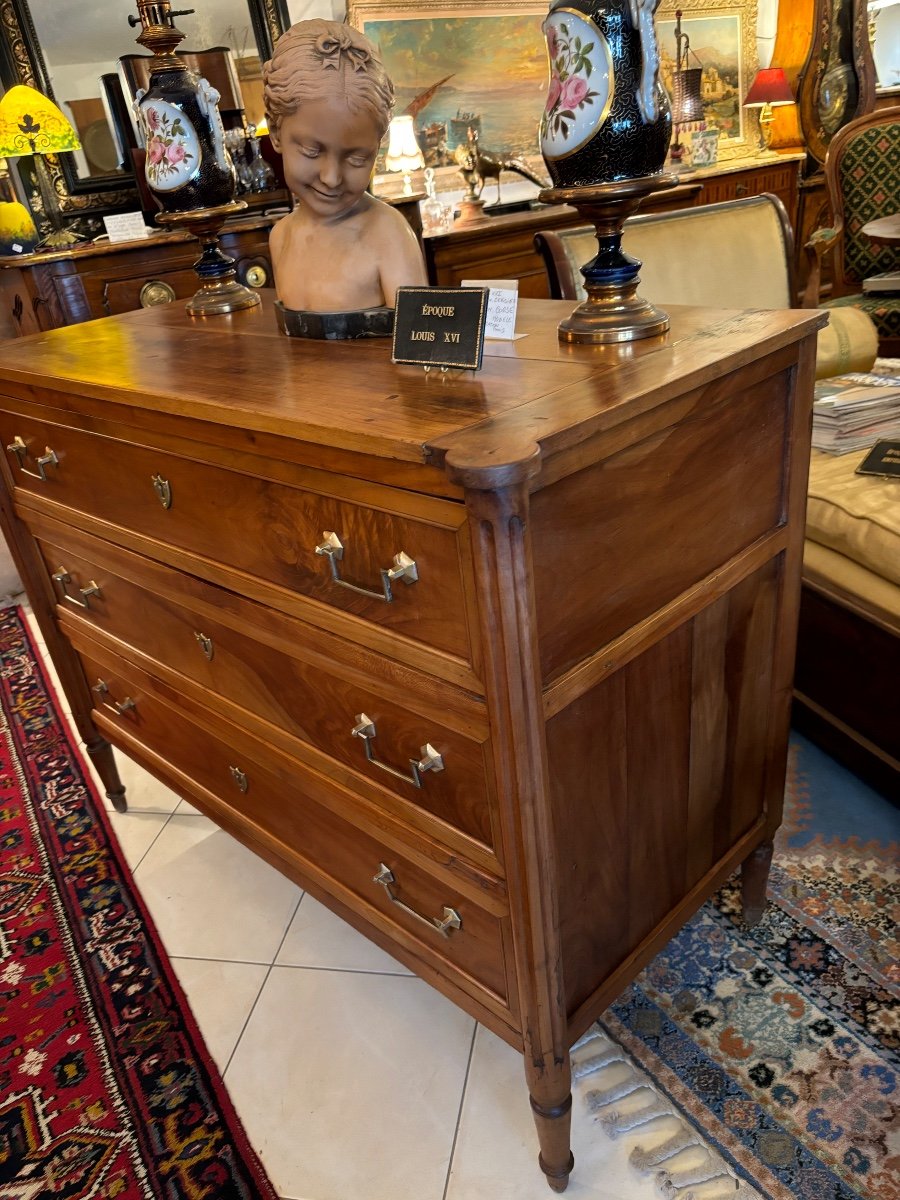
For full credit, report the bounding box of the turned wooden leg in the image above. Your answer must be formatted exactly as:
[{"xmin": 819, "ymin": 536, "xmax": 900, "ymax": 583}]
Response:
[
  {"xmin": 528, "ymin": 1062, "xmax": 574, "ymax": 1192},
  {"xmin": 84, "ymin": 734, "xmax": 127, "ymax": 813},
  {"xmin": 741, "ymin": 839, "xmax": 773, "ymax": 926}
]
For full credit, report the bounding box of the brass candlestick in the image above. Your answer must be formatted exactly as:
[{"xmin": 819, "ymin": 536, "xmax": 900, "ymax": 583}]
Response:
[{"xmin": 539, "ymin": 174, "xmax": 678, "ymax": 344}]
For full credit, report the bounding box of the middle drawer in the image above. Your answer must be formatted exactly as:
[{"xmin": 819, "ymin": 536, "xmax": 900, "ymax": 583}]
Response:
[{"xmin": 36, "ymin": 522, "xmax": 497, "ymax": 858}]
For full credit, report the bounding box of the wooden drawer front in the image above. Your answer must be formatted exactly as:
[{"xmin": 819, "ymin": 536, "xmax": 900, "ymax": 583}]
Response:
[
  {"xmin": 37, "ymin": 534, "xmax": 494, "ymax": 850},
  {"xmin": 1, "ymin": 412, "xmax": 474, "ymax": 664},
  {"xmin": 78, "ymin": 648, "xmax": 511, "ymax": 1011},
  {"xmin": 102, "ymin": 266, "xmax": 202, "ymax": 315}
]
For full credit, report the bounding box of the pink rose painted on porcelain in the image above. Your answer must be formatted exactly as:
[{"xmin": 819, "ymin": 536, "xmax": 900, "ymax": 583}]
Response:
[
  {"xmin": 546, "ymin": 74, "xmax": 562, "ymax": 114},
  {"xmin": 541, "ymin": 12, "xmax": 608, "ymax": 150},
  {"xmin": 141, "ymin": 99, "xmax": 198, "ymax": 190},
  {"xmin": 561, "ymin": 75, "xmax": 590, "ymax": 109}
]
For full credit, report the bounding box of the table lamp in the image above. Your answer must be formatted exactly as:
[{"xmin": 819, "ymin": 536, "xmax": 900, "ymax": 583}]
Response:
[
  {"xmin": 743, "ymin": 67, "xmax": 794, "ymax": 153},
  {"xmin": 384, "ymin": 115, "xmax": 424, "ymax": 196},
  {"xmin": 0, "ymin": 84, "xmax": 82, "ymax": 249}
]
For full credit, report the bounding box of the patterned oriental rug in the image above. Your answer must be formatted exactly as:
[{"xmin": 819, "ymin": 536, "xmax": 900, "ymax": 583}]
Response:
[
  {"xmin": 576, "ymin": 736, "xmax": 899, "ymax": 1200},
  {"xmin": 0, "ymin": 606, "xmax": 278, "ymax": 1199}
]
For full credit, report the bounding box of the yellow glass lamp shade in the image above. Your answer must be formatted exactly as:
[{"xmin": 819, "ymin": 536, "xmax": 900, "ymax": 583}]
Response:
[
  {"xmin": 0, "ymin": 200, "xmax": 38, "ymax": 255},
  {"xmin": 0, "ymin": 85, "xmax": 81, "ymax": 158}
]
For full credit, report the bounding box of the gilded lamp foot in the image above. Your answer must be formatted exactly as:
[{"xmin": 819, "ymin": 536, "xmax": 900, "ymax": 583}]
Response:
[
  {"xmin": 539, "ymin": 176, "xmax": 678, "ymax": 344},
  {"xmin": 156, "ymin": 201, "xmax": 261, "ymax": 316}
]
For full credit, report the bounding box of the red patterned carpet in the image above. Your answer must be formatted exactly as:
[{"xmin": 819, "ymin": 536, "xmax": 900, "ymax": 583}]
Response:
[{"xmin": 0, "ymin": 605, "xmax": 278, "ymax": 1198}]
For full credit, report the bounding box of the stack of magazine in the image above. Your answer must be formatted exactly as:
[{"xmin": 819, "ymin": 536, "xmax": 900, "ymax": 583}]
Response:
[{"xmin": 812, "ymin": 370, "xmax": 900, "ymax": 454}]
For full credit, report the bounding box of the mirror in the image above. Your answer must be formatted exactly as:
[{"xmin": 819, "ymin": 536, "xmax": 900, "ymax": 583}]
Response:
[{"xmin": 0, "ymin": 0, "xmax": 289, "ymax": 215}]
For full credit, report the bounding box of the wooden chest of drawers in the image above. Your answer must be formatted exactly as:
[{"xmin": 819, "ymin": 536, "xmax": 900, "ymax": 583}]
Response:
[{"xmin": 0, "ymin": 295, "xmax": 820, "ymax": 1192}]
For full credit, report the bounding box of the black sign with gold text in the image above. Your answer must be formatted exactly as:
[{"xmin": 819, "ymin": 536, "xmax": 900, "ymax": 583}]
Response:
[
  {"xmin": 392, "ymin": 287, "xmax": 488, "ymax": 370},
  {"xmin": 856, "ymin": 439, "xmax": 900, "ymax": 479}
]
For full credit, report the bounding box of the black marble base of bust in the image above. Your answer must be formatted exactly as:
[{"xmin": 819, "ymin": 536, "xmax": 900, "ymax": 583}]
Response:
[{"xmin": 275, "ymin": 302, "xmax": 395, "ymax": 341}]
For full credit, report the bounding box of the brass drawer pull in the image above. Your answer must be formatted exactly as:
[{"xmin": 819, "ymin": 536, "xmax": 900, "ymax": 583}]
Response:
[
  {"xmin": 351, "ymin": 713, "xmax": 443, "ymax": 789},
  {"xmin": 151, "ymin": 474, "xmax": 173, "ymax": 509},
  {"xmin": 194, "ymin": 632, "xmax": 214, "ymax": 661},
  {"xmin": 140, "ymin": 280, "xmax": 177, "ymax": 308},
  {"xmin": 315, "ymin": 531, "xmax": 418, "ymax": 603},
  {"xmin": 373, "ymin": 864, "xmax": 462, "ymax": 938},
  {"xmin": 229, "ymin": 765, "xmax": 248, "ymax": 793},
  {"xmin": 92, "ymin": 678, "xmax": 137, "ymax": 716},
  {"xmin": 52, "ymin": 567, "xmax": 101, "ymax": 609},
  {"xmin": 6, "ymin": 435, "xmax": 59, "ymax": 481}
]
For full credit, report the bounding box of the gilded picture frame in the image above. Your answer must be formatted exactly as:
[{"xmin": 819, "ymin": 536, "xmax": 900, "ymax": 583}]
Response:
[
  {"xmin": 657, "ymin": 0, "xmax": 760, "ymax": 162},
  {"xmin": 347, "ymin": 1, "xmax": 549, "ymax": 173}
]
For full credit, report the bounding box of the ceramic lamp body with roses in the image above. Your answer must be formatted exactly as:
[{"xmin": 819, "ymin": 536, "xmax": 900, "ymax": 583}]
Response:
[
  {"xmin": 135, "ymin": 63, "xmax": 236, "ymax": 214},
  {"xmin": 540, "ymin": 0, "xmax": 671, "ymax": 187}
]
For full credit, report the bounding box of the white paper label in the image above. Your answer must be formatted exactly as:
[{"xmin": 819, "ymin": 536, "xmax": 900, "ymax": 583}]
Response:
[
  {"xmin": 462, "ymin": 278, "xmax": 519, "ymax": 340},
  {"xmin": 103, "ymin": 212, "xmax": 150, "ymax": 243}
]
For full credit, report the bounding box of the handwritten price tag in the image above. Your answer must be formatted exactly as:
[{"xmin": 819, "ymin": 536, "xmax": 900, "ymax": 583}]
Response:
[{"xmin": 462, "ymin": 279, "xmax": 519, "ymax": 340}]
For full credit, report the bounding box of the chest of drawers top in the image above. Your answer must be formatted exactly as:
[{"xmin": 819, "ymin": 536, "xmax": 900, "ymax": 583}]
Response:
[{"xmin": 0, "ymin": 294, "xmax": 820, "ymax": 495}]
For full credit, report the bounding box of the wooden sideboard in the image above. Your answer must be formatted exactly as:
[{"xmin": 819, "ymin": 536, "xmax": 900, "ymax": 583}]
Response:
[
  {"xmin": 0, "ymin": 296, "xmax": 821, "ymax": 1192},
  {"xmin": 425, "ymin": 154, "xmax": 804, "ymax": 296},
  {"xmin": 0, "ymin": 215, "xmax": 278, "ymax": 339},
  {"xmin": 0, "ymin": 196, "xmax": 424, "ymax": 339}
]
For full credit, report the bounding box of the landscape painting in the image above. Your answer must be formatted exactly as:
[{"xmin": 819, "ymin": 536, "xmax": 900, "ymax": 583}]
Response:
[
  {"xmin": 657, "ymin": 0, "xmax": 760, "ymax": 159},
  {"xmin": 349, "ymin": 3, "xmax": 548, "ymax": 169}
]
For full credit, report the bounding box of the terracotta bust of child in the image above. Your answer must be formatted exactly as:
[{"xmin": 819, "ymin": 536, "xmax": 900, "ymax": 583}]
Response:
[{"xmin": 263, "ymin": 20, "xmax": 427, "ymax": 315}]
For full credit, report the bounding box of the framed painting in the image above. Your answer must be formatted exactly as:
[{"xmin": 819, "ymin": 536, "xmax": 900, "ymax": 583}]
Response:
[
  {"xmin": 347, "ymin": 1, "xmax": 549, "ymax": 172},
  {"xmin": 657, "ymin": 0, "xmax": 759, "ymax": 162}
]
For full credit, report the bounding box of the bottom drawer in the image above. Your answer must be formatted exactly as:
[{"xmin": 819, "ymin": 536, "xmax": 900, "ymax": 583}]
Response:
[{"xmin": 78, "ymin": 647, "xmax": 514, "ymax": 1017}]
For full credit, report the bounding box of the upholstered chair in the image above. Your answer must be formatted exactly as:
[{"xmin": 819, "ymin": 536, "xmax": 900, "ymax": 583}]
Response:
[
  {"xmin": 534, "ymin": 194, "xmax": 879, "ymax": 377},
  {"xmin": 802, "ymin": 106, "xmax": 900, "ymax": 356}
]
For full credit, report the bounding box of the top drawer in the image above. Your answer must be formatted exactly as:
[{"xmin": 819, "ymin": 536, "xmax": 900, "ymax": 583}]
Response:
[{"xmin": 0, "ymin": 409, "xmax": 479, "ymax": 675}]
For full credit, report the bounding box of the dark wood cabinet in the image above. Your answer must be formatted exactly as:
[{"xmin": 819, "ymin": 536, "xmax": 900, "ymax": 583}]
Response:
[
  {"xmin": 0, "ymin": 215, "xmax": 277, "ymax": 339},
  {"xmin": 425, "ymin": 155, "xmax": 803, "ymax": 296}
]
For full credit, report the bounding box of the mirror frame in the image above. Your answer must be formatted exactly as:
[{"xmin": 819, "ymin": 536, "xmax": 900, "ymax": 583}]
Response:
[{"xmin": 0, "ymin": 0, "xmax": 290, "ymax": 216}]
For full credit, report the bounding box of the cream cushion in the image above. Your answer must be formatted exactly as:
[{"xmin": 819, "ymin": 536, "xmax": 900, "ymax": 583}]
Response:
[
  {"xmin": 806, "ymin": 449, "xmax": 900, "ymax": 588},
  {"xmin": 803, "ymin": 539, "xmax": 900, "ymax": 630},
  {"xmin": 622, "ymin": 199, "xmax": 792, "ymax": 309}
]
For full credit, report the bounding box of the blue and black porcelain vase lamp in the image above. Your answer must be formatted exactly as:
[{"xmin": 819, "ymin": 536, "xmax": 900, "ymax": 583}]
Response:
[
  {"xmin": 538, "ymin": 0, "xmax": 677, "ymax": 343},
  {"xmin": 130, "ymin": 0, "xmax": 260, "ymax": 315}
]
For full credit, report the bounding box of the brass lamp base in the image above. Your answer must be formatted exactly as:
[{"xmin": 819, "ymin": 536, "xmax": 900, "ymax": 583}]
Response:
[
  {"xmin": 155, "ymin": 201, "xmax": 261, "ymax": 316},
  {"xmin": 539, "ymin": 175, "xmax": 679, "ymax": 344}
]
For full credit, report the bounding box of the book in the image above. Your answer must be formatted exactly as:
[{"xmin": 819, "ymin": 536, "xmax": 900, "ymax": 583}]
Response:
[
  {"xmin": 862, "ymin": 271, "xmax": 900, "ymax": 295},
  {"xmin": 812, "ymin": 370, "xmax": 900, "ymax": 454}
]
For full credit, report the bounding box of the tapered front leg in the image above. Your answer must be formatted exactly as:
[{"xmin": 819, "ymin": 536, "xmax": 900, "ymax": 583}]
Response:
[
  {"xmin": 84, "ymin": 734, "xmax": 127, "ymax": 813},
  {"xmin": 529, "ymin": 1061, "xmax": 575, "ymax": 1192},
  {"xmin": 741, "ymin": 839, "xmax": 774, "ymax": 925}
]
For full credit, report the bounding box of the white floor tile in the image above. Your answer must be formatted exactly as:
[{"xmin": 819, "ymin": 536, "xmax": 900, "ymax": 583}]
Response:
[
  {"xmin": 276, "ymin": 893, "xmax": 412, "ymax": 975},
  {"xmin": 104, "ymin": 808, "xmax": 170, "ymax": 870},
  {"xmin": 82, "ymin": 745, "xmax": 185, "ymax": 815},
  {"xmin": 133, "ymin": 814, "xmax": 301, "ymax": 962},
  {"xmin": 169, "ymin": 958, "xmax": 269, "ymax": 1072},
  {"xmin": 174, "ymin": 798, "xmax": 204, "ymax": 816},
  {"xmin": 446, "ymin": 1026, "xmax": 682, "ymax": 1200},
  {"xmin": 225, "ymin": 967, "xmax": 475, "ymax": 1200}
]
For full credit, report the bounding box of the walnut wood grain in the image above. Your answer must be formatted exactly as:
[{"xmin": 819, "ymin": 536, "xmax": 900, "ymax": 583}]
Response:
[{"xmin": 0, "ymin": 297, "xmax": 821, "ymax": 1192}]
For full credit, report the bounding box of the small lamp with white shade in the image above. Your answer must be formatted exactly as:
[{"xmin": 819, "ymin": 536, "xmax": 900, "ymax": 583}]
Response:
[{"xmin": 384, "ymin": 114, "xmax": 424, "ymax": 196}]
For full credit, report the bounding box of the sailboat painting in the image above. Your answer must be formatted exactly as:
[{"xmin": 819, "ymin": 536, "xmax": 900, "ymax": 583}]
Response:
[{"xmin": 349, "ymin": 3, "xmax": 548, "ymax": 168}]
